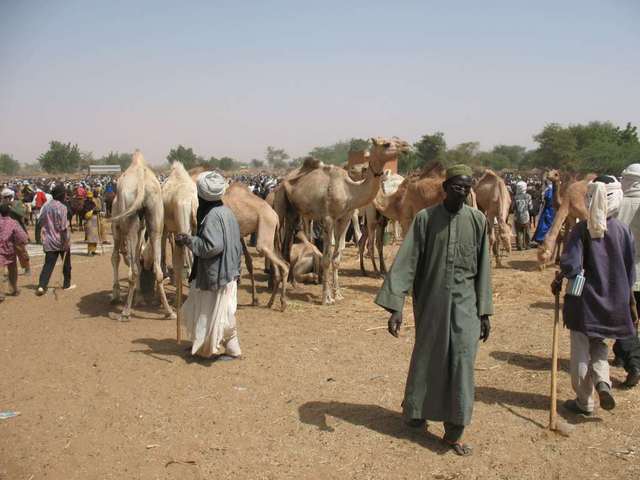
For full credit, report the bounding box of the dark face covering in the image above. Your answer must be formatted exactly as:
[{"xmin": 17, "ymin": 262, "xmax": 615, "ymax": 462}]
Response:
[{"xmin": 443, "ymin": 175, "xmax": 473, "ymax": 212}]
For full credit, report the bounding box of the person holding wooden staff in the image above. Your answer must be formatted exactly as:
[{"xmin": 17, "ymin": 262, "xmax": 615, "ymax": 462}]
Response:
[
  {"xmin": 175, "ymin": 171, "xmax": 243, "ymax": 360},
  {"xmin": 551, "ymin": 175, "xmax": 637, "ymax": 415},
  {"xmin": 375, "ymin": 164, "xmax": 494, "ymax": 457}
]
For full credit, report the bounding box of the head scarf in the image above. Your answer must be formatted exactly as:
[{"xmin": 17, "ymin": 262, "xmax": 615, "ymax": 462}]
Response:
[
  {"xmin": 446, "ymin": 164, "xmax": 473, "ymax": 180},
  {"xmin": 621, "ymin": 163, "xmax": 640, "ymax": 197},
  {"xmin": 515, "ymin": 181, "xmax": 527, "ymax": 195},
  {"xmin": 586, "ymin": 175, "xmax": 622, "ymax": 239},
  {"xmin": 196, "ymin": 171, "xmax": 227, "ymax": 201},
  {"xmin": 1, "ymin": 188, "xmax": 14, "ymax": 199},
  {"xmin": 87, "ymin": 191, "xmax": 94, "ymax": 198}
]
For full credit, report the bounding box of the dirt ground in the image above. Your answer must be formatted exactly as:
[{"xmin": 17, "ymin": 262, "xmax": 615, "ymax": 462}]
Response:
[{"xmin": 1, "ymin": 224, "xmax": 638, "ymax": 480}]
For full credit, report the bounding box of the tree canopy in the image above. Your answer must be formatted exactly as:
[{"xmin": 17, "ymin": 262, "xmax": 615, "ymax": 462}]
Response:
[
  {"xmin": 0, "ymin": 153, "xmax": 20, "ymax": 175},
  {"xmin": 265, "ymin": 146, "xmax": 290, "ymax": 169},
  {"xmin": 167, "ymin": 145, "xmax": 199, "ymax": 170},
  {"xmin": 38, "ymin": 141, "xmax": 81, "ymax": 173},
  {"xmin": 99, "ymin": 151, "xmax": 133, "ymax": 170},
  {"xmin": 307, "ymin": 138, "xmax": 369, "ymax": 166}
]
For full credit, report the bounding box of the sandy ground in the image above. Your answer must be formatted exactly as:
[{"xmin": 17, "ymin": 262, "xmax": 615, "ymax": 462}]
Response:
[{"xmin": 1, "ymin": 225, "xmax": 639, "ymax": 480}]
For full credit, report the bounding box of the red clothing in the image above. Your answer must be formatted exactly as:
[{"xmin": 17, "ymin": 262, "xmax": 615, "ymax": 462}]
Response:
[
  {"xmin": 0, "ymin": 216, "xmax": 28, "ymax": 266},
  {"xmin": 76, "ymin": 187, "xmax": 87, "ymax": 198},
  {"xmin": 35, "ymin": 191, "xmax": 47, "ymax": 209}
]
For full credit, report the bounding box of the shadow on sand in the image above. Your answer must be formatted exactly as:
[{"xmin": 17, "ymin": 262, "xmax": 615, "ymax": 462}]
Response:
[
  {"xmin": 490, "ymin": 350, "xmax": 570, "ymax": 373},
  {"xmin": 298, "ymin": 401, "xmax": 449, "ymax": 454},
  {"xmin": 131, "ymin": 337, "xmax": 240, "ymax": 367}
]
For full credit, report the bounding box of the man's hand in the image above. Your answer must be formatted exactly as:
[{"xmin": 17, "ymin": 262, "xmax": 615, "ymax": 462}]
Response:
[
  {"xmin": 175, "ymin": 234, "xmax": 192, "ymax": 247},
  {"xmin": 480, "ymin": 315, "xmax": 491, "ymax": 342},
  {"xmin": 388, "ymin": 311, "xmax": 403, "ymax": 338},
  {"xmin": 551, "ymin": 271, "xmax": 563, "ymax": 296}
]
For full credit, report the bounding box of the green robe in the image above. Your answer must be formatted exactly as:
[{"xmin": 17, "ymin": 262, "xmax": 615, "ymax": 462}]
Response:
[{"xmin": 375, "ymin": 204, "xmax": 493, "ymax": 425}]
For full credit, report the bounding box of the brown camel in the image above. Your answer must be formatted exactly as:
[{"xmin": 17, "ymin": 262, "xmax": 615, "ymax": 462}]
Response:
[
  {"xmin": 289, "ymin": 231, "xmax": 323, "ymax": 288},
  {"xmin": 475, "ymin": 169, "xmax": 512, "ymax": 267},
  {"xmin": 223, "ymin": 182, "xmax": 289, "ymax": 311},
  {"xmin": 111, "ymin": 150, "xmax": 174, "ymax": 321},
  {"xmin": 161, "ymin": 161, "xmax": 198, "ymax": 286},
  {"xmin": 537, "ymin": 173, "xmax": 595, "ymax": 269},
  {"xmin": 276, "ymin": 137, "xmax": 409, "ymax": 304}
]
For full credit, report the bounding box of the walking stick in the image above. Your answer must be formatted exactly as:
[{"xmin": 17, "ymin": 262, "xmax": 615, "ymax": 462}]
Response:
[
  {"xmin": 176, "ymin": 245, "xmax": 183, "ymax": 344},
  {"xmin": 549, "ymin": 277, "xmax": 574, "ymax": 437}
]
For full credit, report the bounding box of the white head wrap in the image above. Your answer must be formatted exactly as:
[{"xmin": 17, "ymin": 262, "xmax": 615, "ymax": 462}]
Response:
[
  {"xmin": 621, "ymin": 163, "xmax": 640, "ymax": 196},
  {"xmin": 586, "ymin": 176, "xmax": 622, "ymax": 239},
  {"xmin": 1, "ymin": 188, "xmax": 14, "ymax": 198},
  {"xmin": 515, "ymin": 181, "xmax": 527, "ymax": 195},
  {"xmin": 196, "ymin": 171, "xmax": 227, "ymax": 201}
]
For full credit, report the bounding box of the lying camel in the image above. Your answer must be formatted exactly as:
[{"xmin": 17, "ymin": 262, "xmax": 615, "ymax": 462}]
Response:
[
  {"xmin": 161, "ymin": 161, "xmax": 198, "ymax": 286},
  {"xmin": 111, "ymin": 150, "xmax": 174, "ymax": 320},
  {"xmin": 289, "ymin": 231, "xmax": 323, "ymax": 288},
  {"xmin": 475, "ymin": 169, "xmax": 512, "ymax": 267},
  {"xmin": 537, "ymin": 173, "xmax": 595, "ymax": 269},
  {"xmin": 223, "ymin": 182, "xmax": 289, "ymax": 311}
]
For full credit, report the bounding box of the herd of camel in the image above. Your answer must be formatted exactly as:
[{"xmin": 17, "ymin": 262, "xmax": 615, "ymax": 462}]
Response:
[{"xmin": 105, "ymin": 138, "xmax": 593, "ymax": 320}]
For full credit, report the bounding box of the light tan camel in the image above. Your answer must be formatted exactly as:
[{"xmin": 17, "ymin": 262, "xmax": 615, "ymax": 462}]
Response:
[
  {"xmin": 276, "ymin": 137, "xmax": 409, "ymax": 304},
  {"xmin": 111, "ymin": 150, "xmax": 174, "ymax": 320},
  {"xmin": 223, "ymin": 182, "xmax": 290, "ymax": 311},
  {"xmin": 537, "ymin": 173, "xmax": 595, "ymax": 269},
  {"xmin": 358, "ymin": 169, "xmax": 405, "ymax": 276},
  {"xmin": 161, "ymin": 161, "xmax": 198, "ymax": 286},
  {"xmin": 289, "ymin": 231, "xmax": 323, "ymax": 288},
  {"xmin": 475, "ymin": 169, "xmax": 512, "ymax": 267}
]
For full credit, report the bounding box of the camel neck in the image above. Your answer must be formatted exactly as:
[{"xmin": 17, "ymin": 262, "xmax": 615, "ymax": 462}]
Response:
[{"xmin": 346, "ymin": 164, "xmax": 382, "ymax": 211}]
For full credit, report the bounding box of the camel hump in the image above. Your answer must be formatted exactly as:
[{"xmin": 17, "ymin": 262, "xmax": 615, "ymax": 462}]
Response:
[
  {"xmin": 301, "ymin": 156, "xmax": 323, "ymax": 172},
  {"xmin": 130, "ymin": 149, "xmax": 146, "ymax": 168},
  {"xmin": 170, "ymin": 161, "xmax": 192, "ymax": 181},
  {"xmin": 419, "ymin": 161, "xmax": 446, "ymax": 179}
]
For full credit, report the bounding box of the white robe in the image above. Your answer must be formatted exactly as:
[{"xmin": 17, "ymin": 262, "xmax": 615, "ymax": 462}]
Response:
[{"xmin": 181, "ymin": 280, "xmax": 241, "ymax": 357}]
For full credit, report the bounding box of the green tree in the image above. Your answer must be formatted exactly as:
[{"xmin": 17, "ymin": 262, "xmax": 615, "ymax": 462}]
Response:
[
  {"xmin": 167, "ymin": 145, "xmax": 200, "ymax": 170},
  {"xmin": 349, "ymin": 138, "xmax": 370, "ymax": 152},
  {"xmin": 38, "ymin": 141, "xmax": 81, "ymax": 173},
  {"xmin": 250, "ymin": 158, "xmax": 264, "ymax": 168},
  {"xmin": 100, "ymin": 151, "xmax": 133, "ymax": 170},
  {"xmin": 414, "ymin": 132, "xmax": 447, "ymax": 167},
  {"xmin": 265, "ymin": 146, "xmax": 290, "ymax": 169},
  {"xmin": 397, "ymin": 151, "xmax": 419, "ymax": 174},
  {"xmin": 218, "ymin": 156, "xmax": 237, "ymax": 171},
  {"xmin": 0, "ymin": 153, "xmax": 20, "ymax": 175},
  {"xmin": 492, "ymin": 145, "xmax": 526, "ymax": 168},
  {"xmin": 532, "ymin": 123, "xmax": 578, "ymax": 170},
  {"xmin": 444, "ymin": 141, "xmax": 480, "ymax": 166}
]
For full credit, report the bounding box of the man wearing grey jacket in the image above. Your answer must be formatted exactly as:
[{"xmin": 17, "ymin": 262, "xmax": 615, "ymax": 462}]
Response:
[{"xmin": 175, "ymin": 171, "xmax": 243, "ymax": 359}]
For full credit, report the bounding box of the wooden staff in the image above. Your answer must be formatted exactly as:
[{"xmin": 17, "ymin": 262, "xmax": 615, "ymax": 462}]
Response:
[
  {"xmin": 549, "ymin": 288, "xmax": 560, "ymax": 431},
  {"xmin": 176, "ymin": 244, "xmax": 183, "ymax": 343}
]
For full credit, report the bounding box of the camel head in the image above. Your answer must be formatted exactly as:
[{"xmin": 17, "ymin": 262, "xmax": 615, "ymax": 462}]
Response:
[
  {"xmin": 546, "ymin": 169, "xmax": 561, "ymax": 184},
  {"xmin": 369, "ymin": 137, "xmax": 410, "ymax": 173}
]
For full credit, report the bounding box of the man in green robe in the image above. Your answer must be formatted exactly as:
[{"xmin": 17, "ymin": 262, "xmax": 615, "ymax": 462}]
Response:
[{"xmin": 375, "ymin": 164, "xmax": 493, "ymax": 456}]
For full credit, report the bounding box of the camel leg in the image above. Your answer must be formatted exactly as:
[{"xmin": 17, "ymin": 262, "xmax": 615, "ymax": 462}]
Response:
[
  {"xmin": 150, "ymin": 230, "xmax": 175, "ymax": 319},
  {"xmin": 321, "ymin": 218, "xmax": 335, "ymax": 305},
  {"xmin": 351, "ymin": 210, "xmax": 362, "ymax": 245},
  {"xmin": 358, "ymin": 226, "xmax": 368, "ymax": 276},
  {"xmin": 331, "ymin": 217, "xmax": 350, "ymax": 302},
  {"xmin": 120, "ymin": 222, "xmax": 139, "ymax": 321},
  {"xmin": 262, "ymin": 247, "xmax": 288, "ymax": 311},
  {"xmin": 111, "ymin": 230, "xmax": 121, "ymax": 304},
  {"xmin": 241, "ymin": 238, "xmax": 258, "ymax": 306},
  {"xmin": 377, "ymin": 217, "xmax": 388, "ymax": 274}
]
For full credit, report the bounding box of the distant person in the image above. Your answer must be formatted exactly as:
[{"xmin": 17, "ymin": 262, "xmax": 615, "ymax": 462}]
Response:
[
  {"xmin": 513, "ymin": 181, "xmax": 533, "ymax": 250},
  {"xmin": 533, "ymin": 180, "xmax": 555, "ymax": 245},
  {"xmin": 612, "ymin": 164, "xmax": 640, "ymax": 387},
  {"xmin": 175, "ymin": 171, "xmax": 243, "ymax": 359},
  {"xmin": 82, "ymin": 191, "xmax": 100, "ymax": 256},
  {"xmin": 36, "ymin": 184, "xmax": 75, "ymax": 295},
  {"xmin": 551, "ymin": 175, "xmax": 636, "ymax": 414},
  {"xmin": 376, "ymin": 165, "xmax": 493, "ymax": 456},
  {"xmin": 0, "ymin": 203, "xmax": 28, "ymax": 300}
]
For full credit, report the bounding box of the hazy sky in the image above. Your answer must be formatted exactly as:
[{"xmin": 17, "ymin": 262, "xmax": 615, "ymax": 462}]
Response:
[{"xmin": 1, "ymin": 0, "xmax": 639, "ymax": 165}]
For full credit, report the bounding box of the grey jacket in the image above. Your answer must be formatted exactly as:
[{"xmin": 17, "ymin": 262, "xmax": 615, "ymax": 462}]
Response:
[{"xmin": 188, "ymin": 205, "xmax": 242, "ymax": 290}]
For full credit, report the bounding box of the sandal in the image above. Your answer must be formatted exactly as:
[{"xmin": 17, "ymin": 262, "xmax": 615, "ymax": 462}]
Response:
[{"xmin": 443, "ymin": 439, "xmax": 473, "ymax": 456}]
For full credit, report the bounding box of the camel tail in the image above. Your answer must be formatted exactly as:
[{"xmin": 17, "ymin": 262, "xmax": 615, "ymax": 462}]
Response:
[{"xmin": 111, "ymin": 157, "xmax": 147, "ymax": 222}]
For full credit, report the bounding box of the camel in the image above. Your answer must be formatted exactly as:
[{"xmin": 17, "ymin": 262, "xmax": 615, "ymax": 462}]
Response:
[
  {"xmin": 223, "ymin": 182, "xmax": 289, "ymax": 311},
  {"xmin": 161, "ymin": 161, "xmax": 198, "ymax": 286},
  {"xmin": 475, "ymin": 169, "xmax": 512, "ymax": 267},
  {"xmin": 289, "ymin": 231, "xmax": 323, "ymax": 288},
  {"xmin": 358, "ymin": 169, "xmax": 405, "ymax": 276},
  {"xmin": 110, "ymin": 150, "xmax": 174, "ymax": 321},
  {"xmin": 537, "ymin": 173, "xmax": 595, "ymax": 269},
  {"xmin": 275, "ymin": 137, "xmax": 409, "ymax": 305}
]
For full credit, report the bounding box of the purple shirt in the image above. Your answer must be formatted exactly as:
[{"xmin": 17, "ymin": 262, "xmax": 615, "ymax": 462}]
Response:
[
  {"xmin": 39, "ymin": 199, "xmax": 69, "ymax": 252},
  {"xmin": 0, "ymin": 216, "xmax": 28, "ymax": 266},
  {"xmin": 561, "ymin": 219, "xmax": 636, "ymax": 339}
]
